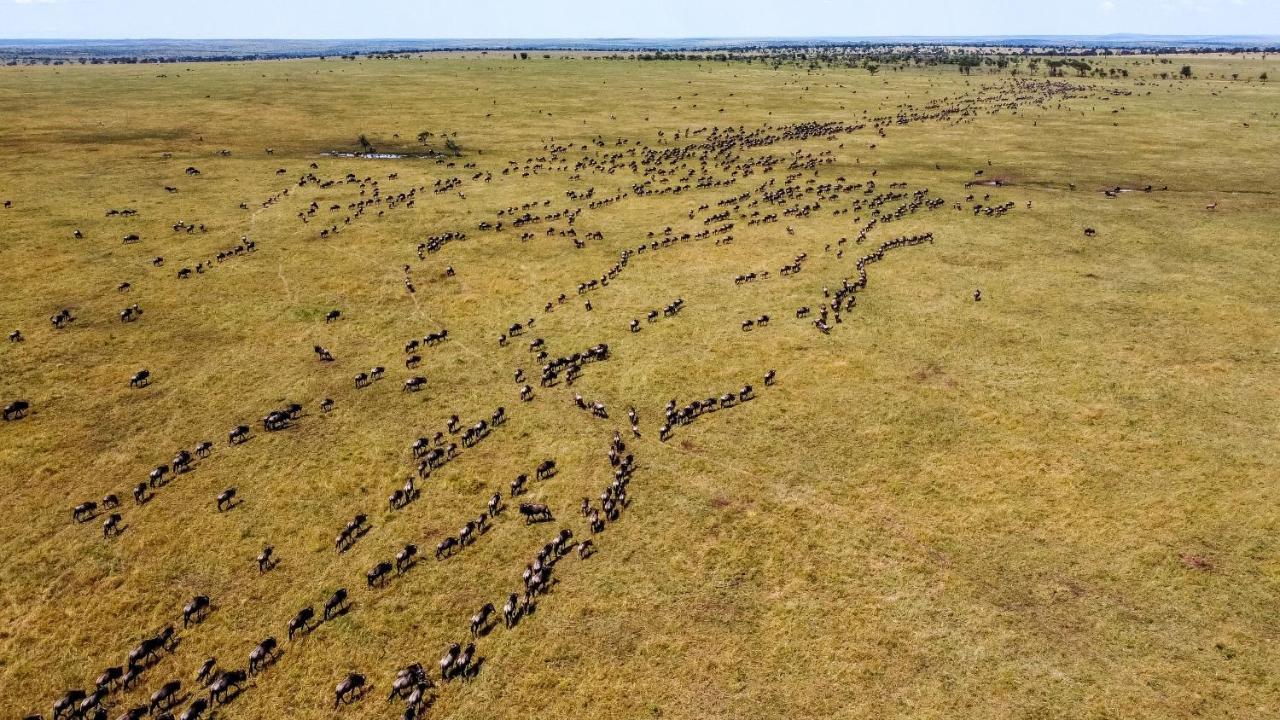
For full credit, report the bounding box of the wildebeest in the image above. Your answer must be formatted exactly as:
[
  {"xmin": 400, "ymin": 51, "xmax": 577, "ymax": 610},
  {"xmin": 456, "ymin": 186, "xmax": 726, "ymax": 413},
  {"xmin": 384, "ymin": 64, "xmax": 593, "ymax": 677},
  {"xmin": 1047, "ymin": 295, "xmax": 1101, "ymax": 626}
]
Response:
[
  {"xmin": 536, "ymin": 459, "xmax": 556, "ymax": 480},
  {"xmin": 194, "ymin": 440, "xmax": 213, "ymax": 458},
  {"xmin": 215, "ymin": 488, "xmax": 237, "ymax": 511},
  {"xmin": 435, "ymin": 536, "xmax": 458, "ymax": 559},
  {"xmin": 320, "ymin": 397, "xmax": 334, "ymax": 412},
  {"xmin": 183, "ymin": 595, "xmax": 211, "ymax": 627},
  {"xmin": 578, "ymin": 539, "xmax": 596, "ymax": 558},
  {"xmin": 519, "ymin": 503, "xmax": 552, "ymax": 524},
  {"xmin": 257, "ymin": 545, "xmax": 275, "ymax": 573},
  {"xmin": 470, "ymin": 602, "xmax": 495, "ymax": 637},
  {"xmin": 502, "ymin": 592, "xmax": 521, "ymax": 627},
  {"xmin": 4, "ymin": 399, "xmax": 30, "ymax": 420},
  {"xmin": 487, "ymin": 491, "xmax": 502, "ymax": 516},
  {"xmin": 510, "ymin": 473, "xmax": 527, "ymax": 497},
  {"xmin": 73, "ymin": 501, "xmax": 98, "ymax": 522},
  {"xmin": 325, "ymin": 309, "xmax": 342, "ymax": 323},
  {"xmin": 354, "ymin": 372, "xmax": 370, "ymax": 388},
  {"xmin": 323, "ymin": 587, "xmax": 349, "ymax": 620},
  {"xmin": 367, "ymin": 560, "xmax": 393, "ymax": 588},
  {"xmin": 287, "ymin": 606, "xmax": 314, "ymax": 640},
  {"xmin": 334, "ymin": 673, "xmax": 367, "ymax": 707},
  {"xmin": 52, "ymin": 689, "xmax": 87, "ymax": 719},
  {"xmin": 764, "ymin": 369, "xmax": 776, "ymax": 386},
  {"xmin": 247, "ymin": 637, "xmax": 278, "ymax": 675},
  {"xmin": 403, "ymin": 376, "xmax": 426, "ymax": 392},
  {"xmin": 129, "ymin": 370, "xmax": 151, "ymax": 388},
  {"xmin": 149, "ymin": 680, "xmax": 181, "ymax": 713},
  {"xmin": 95, "ymin": 665, "xmax": 124, "ymax": 692},
  {"xmin": 178, "ymin": 698, "xmax": 207, "ymax": 720},
  {"xmin": 395, "ymin": 543, "xmax": 418, "ymax": 574},
  {"xmin": 228, "ymin": 425, "xmax": 250, "ymax": 444},
  {"xmin": 195, "ymin": 657, "xmax": 217, "ymax": 685},
  {"xmin": 127, "ymin": 625, "xmax": 176, "ymax": 669},
  {"xmin": 208, "ymin": 669, "xmax": 245, "ymax": 704},
  {"xmin": 335, "ymin": 513, "xmax": 368, "ymax": 552}
]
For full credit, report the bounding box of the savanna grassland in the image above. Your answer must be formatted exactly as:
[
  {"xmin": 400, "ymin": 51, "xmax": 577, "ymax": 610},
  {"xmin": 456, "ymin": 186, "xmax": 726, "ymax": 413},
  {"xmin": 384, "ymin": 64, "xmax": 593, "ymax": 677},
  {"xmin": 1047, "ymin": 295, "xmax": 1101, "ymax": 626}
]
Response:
[{"xmin": 0, "ymin": 51, "xmax": 1278, "ymax": 720}]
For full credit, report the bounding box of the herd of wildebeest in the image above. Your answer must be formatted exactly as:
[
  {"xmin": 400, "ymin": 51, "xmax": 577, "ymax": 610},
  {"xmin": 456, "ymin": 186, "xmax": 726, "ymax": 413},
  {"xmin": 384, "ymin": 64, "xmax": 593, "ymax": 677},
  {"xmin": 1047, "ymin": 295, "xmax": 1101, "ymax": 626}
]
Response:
[{"xmin": 0, "ymin": 75, "xmax": 1138, "ymax": 719}]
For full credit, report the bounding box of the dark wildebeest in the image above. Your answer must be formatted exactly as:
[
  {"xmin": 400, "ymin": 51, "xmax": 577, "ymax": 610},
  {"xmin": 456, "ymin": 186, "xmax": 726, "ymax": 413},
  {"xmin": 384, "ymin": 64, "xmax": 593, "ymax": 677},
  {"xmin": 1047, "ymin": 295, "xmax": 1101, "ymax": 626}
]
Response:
[
  {"xmin": 325, "ymin": 309, "xmax": 341, "ymax": 323},
  {"xmin": 149, "ymin": 680, "xmax": 181, "ymax": 713},
  {"xmin": 4, "ymin": 399, "xmax": 30, "ymax": 420},
  {"xmin": 129, "ymin": 370, "xmax": 151, "ymax": 388},
  {"xmin": 367, "ymin": 560, "xmax": 393, "ymax": 588},
  {"xmin": 519, "ymin": 503, "xmax": 552, "ymax": 524},
  {"xmin": 228, "ymin": 425, "xmax": 250, "ymax": 444},
  {"xmin": 536, "ymin": 459, "xmax": 556, "ymax": 479},
  {"xmin": 334, "ymin": 673, "xmax": 366, "ymax": 707},
  {"xmin": 208, "ymin": 669, "xmax": 245, "ymax": 704},
  {"xmin": 395, "ymin": 544, "xmax": 418, "ymax": 574},
  {"xmin": 247, "ymin": 637, "xmax": 278, "ymax": 675},
  {"xmin": 470, "ymin": 603, "xmax": 495, "ymax": 637},
  {"xmin": 215, "ymin": 488, "xmax": 237, "ymax": 511},
  {"xmin": 195, "ymin": 657, "xmax": 217, "ymax": 685},
  {"xmin": 183, "ymin": 595, "xmax": 211, "ymax": 627},
  {"xmin": 287, "ymin": 606, "xmax": 315, "ymax": 640},
  {"xmin": 257, "ymin": 545, "xmax": 275, "ymax": 573},
  {"xmin": 323, "ymin": 588, "xmax": 349, "ymax": 620},
  {"xmin": 73, "ymin": 501, "xmax": 98, "ymax": 523},
  {"xmin": 435, "ymin": 536, "xmax": 458, "ymax": 559},
  {"xmin": 178, "ymin": 698, "xmax": 208, "ymax": 720}
]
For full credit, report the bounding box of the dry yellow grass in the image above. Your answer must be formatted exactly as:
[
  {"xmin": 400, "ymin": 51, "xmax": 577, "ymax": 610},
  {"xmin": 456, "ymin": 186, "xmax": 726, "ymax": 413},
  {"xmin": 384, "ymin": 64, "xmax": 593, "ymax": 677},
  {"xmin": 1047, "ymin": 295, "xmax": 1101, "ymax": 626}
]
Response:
[{"xmin": 0, "ymin": 52, "xmax": 1277, "ymax": 720}]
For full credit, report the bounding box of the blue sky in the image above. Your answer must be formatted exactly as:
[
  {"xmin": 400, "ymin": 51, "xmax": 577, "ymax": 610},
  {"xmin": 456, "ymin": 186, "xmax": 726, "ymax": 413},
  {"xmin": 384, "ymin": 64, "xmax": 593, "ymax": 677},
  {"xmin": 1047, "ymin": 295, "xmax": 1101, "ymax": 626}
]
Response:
[{"xmin": 0, "ymin": 0, "xmax": 1276, "ymax": 39}]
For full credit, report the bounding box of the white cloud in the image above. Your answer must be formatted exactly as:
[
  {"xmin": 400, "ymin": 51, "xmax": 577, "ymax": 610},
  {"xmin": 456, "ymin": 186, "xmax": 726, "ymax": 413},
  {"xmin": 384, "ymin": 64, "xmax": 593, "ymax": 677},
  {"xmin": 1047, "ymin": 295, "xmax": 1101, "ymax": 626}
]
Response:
[{"xmin": 1100, "ymin": 0, "xmax": 1116, "ymax": 12}]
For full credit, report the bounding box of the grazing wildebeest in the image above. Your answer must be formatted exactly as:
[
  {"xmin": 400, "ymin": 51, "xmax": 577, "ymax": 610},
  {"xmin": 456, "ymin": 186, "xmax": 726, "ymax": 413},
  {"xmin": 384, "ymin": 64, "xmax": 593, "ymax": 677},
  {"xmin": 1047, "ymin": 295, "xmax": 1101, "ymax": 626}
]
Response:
[
  {"xmin": 73, "ymin": 501, "xmax": 98, "ymax": 522},
  {"xmin": 149, "ymin": 680, "xmax": 181, "ymax": 713},
  {"xmin": 228, "ymin": 425, "xmax": 250, "ymax": 444},
  {"xmin": 247, "ymin": 637, "xmax": 278, "ymax": 675},
  {"xmin": 183, "ymin": 595, "xmax": 211, "ymax": 627},
  {"xmin": 536, "ymin": 459, "xmax": 556, "ymax": 479},
  {"xmin": 395, "ymin": 544, "xmax": 418, "ymax": 574},
  {"xmin": 4, "ymin": 399, "xmax": 30, "ymax": 420},
  {"xmin": 323, "ymin": 588, "xmax": 349, "ymax": 620},
  {"xmin": 334, "ymin": 673, "xmax": 366, "ymax": 707},
  {"xmin": 129, "ymin": 369, "xmax": 151, "ymax": 388},
  {"xmin": 287, "ymin": 606, "xmax": 314, "ymax": 640},
  {"xmin": 470, "ymin": 603, "xmax": 495, "ymax": 637},
  {"xmin": 325, "ymin": 309, "xmax": 341, "ymax": 323},
  {"xmin": 215, "ymin": 488, "xmax": 236, "ymax": 511},
  {"xmin": 519, "ymin": 503, "xmax": 552, "ymax": 524},
  {"xmin": 208, "ymin": 669, "xmax": 245, "ymax": 704},
  {"xmin": 367, "ymin": 560, "xmax": 393, "ymax": 588}
]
